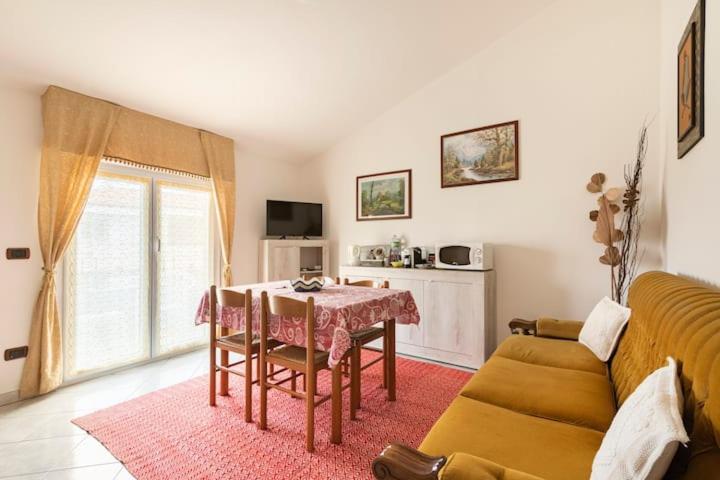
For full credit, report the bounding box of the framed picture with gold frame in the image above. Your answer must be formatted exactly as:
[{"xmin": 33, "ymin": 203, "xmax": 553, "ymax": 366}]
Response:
[{"xmin": 677, "ymin": 0, "xmax": 705, "ymax": 158}]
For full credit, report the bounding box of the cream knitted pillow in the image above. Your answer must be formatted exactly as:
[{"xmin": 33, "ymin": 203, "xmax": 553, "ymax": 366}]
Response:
[
  {"xmin": 579, "ymin": 296, "xmax": 631, "ymax": 362},
  {"xmin": 590, "ymin": 357, "xmax": 688, "ymax": 480}
]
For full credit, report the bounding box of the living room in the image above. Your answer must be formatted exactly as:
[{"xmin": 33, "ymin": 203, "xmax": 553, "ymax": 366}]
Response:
[{"xmin": 0, "ymin": 0, "xmax": 718, "ymax": 479}]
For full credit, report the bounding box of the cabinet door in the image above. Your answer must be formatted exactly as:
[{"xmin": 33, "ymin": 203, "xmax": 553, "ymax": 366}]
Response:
[
  {"xmin": 388, "ymin": 278, "xmax": 424, "ymax": 347},
  {"xmin": 271, "ymin": 247, "xmax": 300, "ymax": 281},
  {"xmin": 423, "ymin": 280, "xmax": 475, "ymax": 356}
]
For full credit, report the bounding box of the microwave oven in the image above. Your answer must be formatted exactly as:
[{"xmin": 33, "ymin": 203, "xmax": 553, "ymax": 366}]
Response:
[{"xmin": 434, "ymin": 243, "xmax": 493, "ymax": 270}]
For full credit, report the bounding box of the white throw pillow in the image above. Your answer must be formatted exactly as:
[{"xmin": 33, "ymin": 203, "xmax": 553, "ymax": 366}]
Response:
[
  {"xmin": 591, "ymin": 357, "xmax": 689, "ymax": 480},
  {"xmin": 579, "ymin": 297, "xmax": 632, "ymax": 362}
]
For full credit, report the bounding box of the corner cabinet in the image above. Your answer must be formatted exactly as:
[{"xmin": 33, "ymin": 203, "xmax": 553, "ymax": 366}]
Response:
[
  {"xmin": 259, "ymin": 239, "xmax": 329, "ymax": 282},
  {"xmin": 338, "ymin": 266, "xmax": 496, "ymax": 369}
]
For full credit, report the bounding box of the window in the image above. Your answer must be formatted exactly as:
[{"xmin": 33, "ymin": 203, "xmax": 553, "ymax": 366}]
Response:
[{"xmin": 64, "ymin": 164, "xmax": 214, "ymax": 379}]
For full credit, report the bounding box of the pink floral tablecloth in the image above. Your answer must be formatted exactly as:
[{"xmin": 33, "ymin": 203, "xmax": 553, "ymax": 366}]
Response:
[{"xmin": 194, "ymin": 281, "xmax": 420, "ymax": 367}]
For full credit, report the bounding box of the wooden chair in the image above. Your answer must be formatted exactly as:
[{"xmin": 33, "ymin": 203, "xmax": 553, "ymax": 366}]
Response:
[
  {"xmin": 259, "ymin": 293, "xmax": 347, "ymax": 452},
  {"xmin": 209, "ymin": 286, "xmax": 281, "ymax": 422},
  {"xmin": 341, "ymin": 278, "xmax": 391, "ymax": 420}
]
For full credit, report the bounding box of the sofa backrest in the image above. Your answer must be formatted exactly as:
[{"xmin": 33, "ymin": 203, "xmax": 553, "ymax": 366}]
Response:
[{"xmin": 611, "ymin": 271, "xmax": 720, "ymax": 478}]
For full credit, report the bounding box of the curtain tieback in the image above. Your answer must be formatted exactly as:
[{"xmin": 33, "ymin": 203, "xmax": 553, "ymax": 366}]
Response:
[{"xmin": 41, "ymin": 266, "xmax": 55, "ymax": 278}]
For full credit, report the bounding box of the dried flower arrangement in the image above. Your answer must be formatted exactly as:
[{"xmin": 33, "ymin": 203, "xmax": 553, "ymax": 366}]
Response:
[{"xmin": 587, "ymin": 125, "xmax": 647, "ymax": 304}]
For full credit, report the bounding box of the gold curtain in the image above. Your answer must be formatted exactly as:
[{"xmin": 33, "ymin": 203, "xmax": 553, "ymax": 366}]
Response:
[
  {"xmin": 20, "ymin": 88, "xmax": 120, "ymax": 398},
  {"xmin": 201, "ymin": 131, "xmax": 236, "ymax": 286}
]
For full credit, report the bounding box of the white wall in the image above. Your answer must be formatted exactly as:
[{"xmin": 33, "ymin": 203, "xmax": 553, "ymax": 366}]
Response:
[
  {"xmin": 307, "ymin": 0, "xmax": 663, "ymax": 346},
  {"xmin": 0, "ymin": 85, "xmax": 43, "ymax": 401},
  {"xmin": 661, "ymin": 0, "xmax": 720, "ymax": 286},
  {"xmin": 0, "ymin": 83, "xmax": 310, "ymax": 399}
]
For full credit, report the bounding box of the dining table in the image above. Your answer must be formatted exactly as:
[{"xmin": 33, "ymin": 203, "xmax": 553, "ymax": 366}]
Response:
[{"xmin": 194, "ymin": 280, "xmax": 421, "ymax": 444}]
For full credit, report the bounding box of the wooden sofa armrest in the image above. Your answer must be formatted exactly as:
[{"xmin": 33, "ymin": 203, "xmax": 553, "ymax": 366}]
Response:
[
  {"xmin": 372, "ymin": 443, "xmax": 447, "ymax": 480},
  {"xmin": 508, "ymin": 318, "xmax": 537, "ymax": 336}
]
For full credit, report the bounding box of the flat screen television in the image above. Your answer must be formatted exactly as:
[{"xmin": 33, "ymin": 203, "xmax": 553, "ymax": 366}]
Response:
[{"xmin": 266, "ymin": 200, "xmax": 323, "ymax": 238}]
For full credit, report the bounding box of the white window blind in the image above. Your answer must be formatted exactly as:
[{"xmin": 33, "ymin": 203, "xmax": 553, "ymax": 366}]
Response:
[{"xmin": 64, "ymin": 173, "xmax": 151, "ymax": 377}]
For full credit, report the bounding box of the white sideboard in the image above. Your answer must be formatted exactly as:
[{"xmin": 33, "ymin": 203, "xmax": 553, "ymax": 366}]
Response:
[
  {"xmin": 338, "ymin": 265, "xmax": 496, "ymax": 369},
  {"xmin": 259, "ymin": 239, "xmax": 330, "ymax": 282}
]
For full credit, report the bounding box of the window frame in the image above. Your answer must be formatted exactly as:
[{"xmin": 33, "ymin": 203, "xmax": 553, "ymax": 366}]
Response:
[{"xmin": 62, "ymin": 161, "xmax": 220, "ymax": 383}]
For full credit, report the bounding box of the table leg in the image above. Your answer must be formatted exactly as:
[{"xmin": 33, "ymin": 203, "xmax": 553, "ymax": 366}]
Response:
[
  {"xmin": 387, "ymin": 319, "xmax": 396, "ymax": 401},
  {"xmin": 220, "ymin": 327, "xmax": 229, "ymax": 396},
  {"xmin": 350, "ymin": 345, "xmax": 361, "ymax": 420},
  {"xmin": 331, "ymin": 362, "xmax": 342, "ymax": 444}
]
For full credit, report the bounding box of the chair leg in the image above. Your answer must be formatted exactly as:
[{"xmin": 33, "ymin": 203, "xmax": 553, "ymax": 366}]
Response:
[
  {"xmin": 220, "ymin": 328, "xmax": 229, "ymax": 396},
  {"xmin": 382, "ymin": 334, "xmax": 388, "ymax": 389},
  {"xmin": 259, "ymin": 360, "xmax": 268, "ymax": 431},
  {"xmin": 306, "ymin": 368, "xmax": 316, "ymax": 452},
  {"xmin": 209, "ymin": 344, "xmax": 216, "ymax": 407},
  {"xmin": 331, "ymin": 363, "xmax": 342, "ymax": 445},
  {"xmin": 244, "ymin": 351, "xmax": 252, "ymax": 423},
  {"xmin": 291, "ymin": 370, "xmax": 297, "ymax": 393}
]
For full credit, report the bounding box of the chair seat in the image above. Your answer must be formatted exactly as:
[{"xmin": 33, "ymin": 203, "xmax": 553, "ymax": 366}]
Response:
[
  {"xmin": 419, "ymin": 396, "xmax": 603, "ymax": 480},
  {"xmin": 459, "ymin": 356, "xmax": 616, "ymax": 432},
  {"xmin": 349, "ymin": 326, "xmax": 385, "ymax": 344},
  {"xmin": 267, "ymin": 345, "xmax": 329, "ymax": 369},
  {"xmin": 217, "ymin": 333, "xmax": 281, "ymax": 353}
]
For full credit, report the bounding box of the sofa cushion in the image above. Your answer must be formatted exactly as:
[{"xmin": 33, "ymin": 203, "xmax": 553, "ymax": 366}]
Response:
[
  {"xmin": 495, "ymin": 334, "xmax": 607, "ymax": 375},
  {"xmin": 460, "ymin": 356, "xmax": 616, "ymax": 432},
  {"xmin": 420, "ymin": 396, "xmax": 604, "ymax": 480},
  {"xmin": 440, "ymin": 453, "xmax": 543, "ymax": 480}
]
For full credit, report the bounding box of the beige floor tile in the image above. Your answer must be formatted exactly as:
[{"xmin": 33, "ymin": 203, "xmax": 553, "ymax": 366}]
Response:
[
  {"xmin": 113, "ymin": 466, "xmax": 136, "ymax": 480},
  {"xmin": 44, "ymin": 463, "xmax": 122, "ymax": 480},
  {"xmin": 0, "ymin": 436, "xmax": 84, "ymax": 477},
  {"xmin": 51, "ymin": 436, "xmax": 119, "ymax": 470}
]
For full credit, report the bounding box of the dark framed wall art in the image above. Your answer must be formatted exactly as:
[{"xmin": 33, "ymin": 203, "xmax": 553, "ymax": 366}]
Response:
[
  {"xmin": 441, "ymin": 120, "xmax": 519, "ymax": 188},
  {"xmin": 356, "ymin": 169, "xmax": 412, "ymax": 221},
  {"xmin": 677, "ymin": 0, "xmax": 705, "ymax": 158}
]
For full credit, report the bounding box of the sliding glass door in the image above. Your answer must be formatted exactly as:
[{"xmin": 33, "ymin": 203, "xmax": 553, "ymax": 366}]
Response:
[
  {"xmin": 155, "ymin": 181, "xmax": 212, "ymax": 355},
  {"xmin": 64, "ymin": 165, "xmax": 214, "ymax": 380}
]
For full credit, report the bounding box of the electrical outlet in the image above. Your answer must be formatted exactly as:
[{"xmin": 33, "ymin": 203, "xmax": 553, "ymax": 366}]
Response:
[
  {"xmin": 6, "ymin": 248, "xmax": 30, "ymax": 260},
  {"xmin": 4, "ymin": 347, "xmax": 28, "ymax": 361}
]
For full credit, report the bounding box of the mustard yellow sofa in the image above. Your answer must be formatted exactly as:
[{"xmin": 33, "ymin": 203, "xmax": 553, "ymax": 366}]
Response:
[{"xmin": 372, "ymin": 272, "xmax": 720, "ymax": 480}]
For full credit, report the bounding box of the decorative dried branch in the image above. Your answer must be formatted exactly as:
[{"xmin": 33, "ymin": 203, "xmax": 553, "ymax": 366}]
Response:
[{"xmin": 615, "ymin": 125, "xmax": 647, "ymax": 303}]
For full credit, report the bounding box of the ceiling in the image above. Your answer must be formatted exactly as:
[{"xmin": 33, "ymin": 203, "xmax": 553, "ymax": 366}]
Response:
[{"xmin": 0, "ymin": 0, "xmax": 555, "ymax": 162}]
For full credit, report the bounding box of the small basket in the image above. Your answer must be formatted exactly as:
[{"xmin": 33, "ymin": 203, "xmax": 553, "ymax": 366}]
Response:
[{"xmin": 291, "ymin": 277, "xmax": 325, "ymax": 292}]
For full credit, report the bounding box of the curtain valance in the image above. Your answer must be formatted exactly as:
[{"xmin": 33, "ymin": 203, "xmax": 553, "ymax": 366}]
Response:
[{"xmin": 45, "ymin": 86, "xmax": 223, "ymax": 177}]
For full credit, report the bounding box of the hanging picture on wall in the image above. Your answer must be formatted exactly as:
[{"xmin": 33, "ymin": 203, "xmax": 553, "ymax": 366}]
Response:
[
  {"xmin": 677, "ymin": 0, "xmax": 705, "ymax": 159},
  {"xmin": 441, "ymin": 120, "xmax": 519, "ymax": 188},
  {"xmin": 356, "ymin": 169, "xmax": 412, "ymax": 221}
]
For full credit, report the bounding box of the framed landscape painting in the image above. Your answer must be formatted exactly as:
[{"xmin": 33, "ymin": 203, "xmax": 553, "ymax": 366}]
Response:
[
  {"xmin": 356, "ymin": 169, "xmax": 411, "ymax": 221},
  {"xmin": 441, "ymin": 120, "xmax": 519, "ymax": 188},
  {"xmin": 677, "ymin": 0, "xmax": 705, "ymax": 158}
]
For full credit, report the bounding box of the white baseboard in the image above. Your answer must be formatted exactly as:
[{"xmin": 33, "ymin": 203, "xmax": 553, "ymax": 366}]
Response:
[{"xmin": 0, "ymin": 390, "xmax": 20, "ymax": 406}]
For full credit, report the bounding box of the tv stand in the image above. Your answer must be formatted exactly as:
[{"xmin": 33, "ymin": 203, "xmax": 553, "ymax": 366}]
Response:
[{"xmin": 258, "ymin": 239, "xmax": 329, "ymax": 282}]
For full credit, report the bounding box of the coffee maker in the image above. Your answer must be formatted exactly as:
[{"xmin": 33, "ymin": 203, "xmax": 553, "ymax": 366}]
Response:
[{"xmin": 411, "ymin": 247, "xmax": 429, "ymax": 268}]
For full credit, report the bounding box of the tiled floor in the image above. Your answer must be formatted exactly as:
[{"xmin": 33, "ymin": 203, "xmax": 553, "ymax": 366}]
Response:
[{"xmin": 0, "ymin": 348, "xmax": 208, "ymax": 479}]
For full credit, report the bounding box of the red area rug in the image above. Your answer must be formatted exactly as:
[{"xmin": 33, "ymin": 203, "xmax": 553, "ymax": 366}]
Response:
[{"xmin": 73, "ymin": 352, "xmax": 471, "ymax": 479}]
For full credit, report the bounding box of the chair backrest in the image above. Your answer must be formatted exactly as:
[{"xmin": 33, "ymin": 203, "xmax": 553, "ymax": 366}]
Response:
[
  {"xmin": 261, "ymin": 293, "xmax": 317, "ymax": 365},
  {"xmin": 210, "ymin": 286, "xmax": 252, "ymax": 340},
  {"xmin": 610, "ymin": 272, "xmax": 720, "ymax": 478},
  {"xmin": 342, "ymin": 278, "xmax": 390, "ymax": 288}
]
